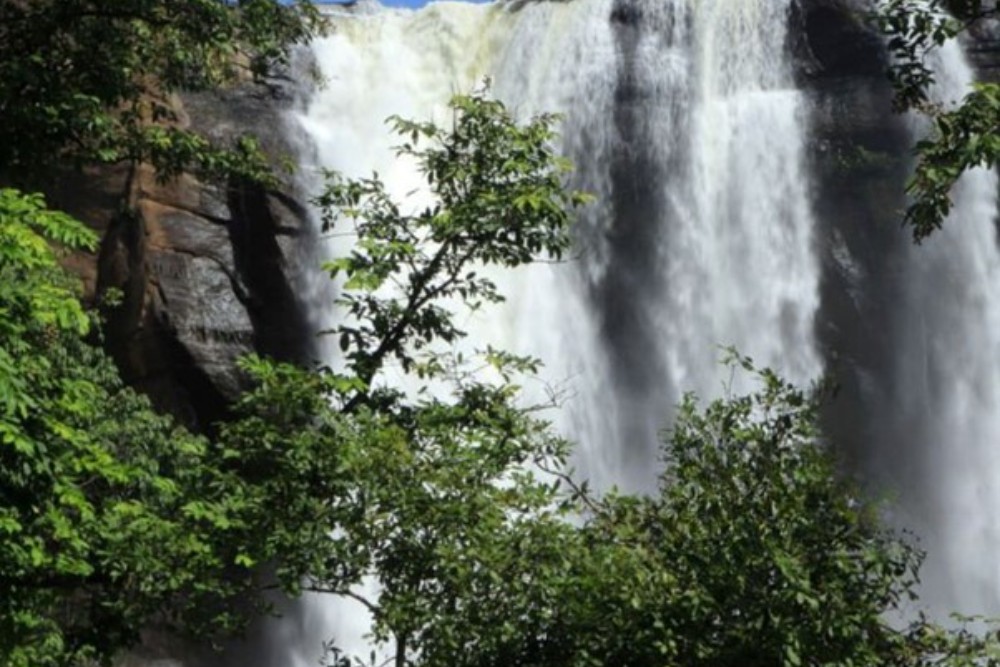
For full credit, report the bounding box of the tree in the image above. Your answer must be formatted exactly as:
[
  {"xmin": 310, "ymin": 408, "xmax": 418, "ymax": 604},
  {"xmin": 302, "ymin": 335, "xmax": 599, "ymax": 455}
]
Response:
[
  {"xmin": 219, "ymin": 92, "xmax": 1000, "ymax": 667},
  {"xmin": 556, "ymin": 361, "xmax": 927, "ymax": 667},
  {"xmin": 0, "ymin": 3, "xmax": 328, "ymax": 661},
  {"xmin": 0, "ymin": 0, "xmax": 324, "ymax": 184},
  {"xmin": 215, "ymin": 89, "xmax": 590, "ymax": 667},
  {"xmin": 875, "ymin": 0, "xmax": 1000, "ymax": 240},
  {"xmin": 0, "ymin": 188, "xmax": 292, "ymax": 666},
  {"xmin": 376, "ymin": 355, "xmax": 1000, "ymax": 667}
]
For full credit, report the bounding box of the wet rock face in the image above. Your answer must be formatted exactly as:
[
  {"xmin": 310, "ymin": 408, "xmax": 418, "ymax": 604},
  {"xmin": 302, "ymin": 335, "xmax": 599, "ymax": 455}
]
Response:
[
  {"xmin": 50, "ymin": 80, "xmax": 314, "ymax": 432},
  {"xmin": 794, "ymin": 0, "xmax": 886, "ymax": 79},
  {"xmin": 788, "ymin": 0, "xmax": 1000, "ymax": 471},
  {"xmin": 788, "ymin": 0, "xmax": 913, "ymax": 469},
  {"xmin": 968, "ymin": 16, "xmax": 1000, "ymax": 82}
]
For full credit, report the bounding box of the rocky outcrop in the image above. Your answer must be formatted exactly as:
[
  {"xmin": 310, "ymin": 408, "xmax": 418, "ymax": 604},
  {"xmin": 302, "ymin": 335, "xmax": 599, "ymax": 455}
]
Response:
[
  {"xmin": 789, "ymin": 0, "xmax": 913, "ymax": 469},
  {"xmin": 47, "ymin": 79, "xmax": 315, "ymax": 432},
  {"xmin": 792, "ymin": 0, "xmax": 886, "ymax": 80},
  {"xmin": 789, "ymin": 0, "xmax": 1000, "ymax": 469}
]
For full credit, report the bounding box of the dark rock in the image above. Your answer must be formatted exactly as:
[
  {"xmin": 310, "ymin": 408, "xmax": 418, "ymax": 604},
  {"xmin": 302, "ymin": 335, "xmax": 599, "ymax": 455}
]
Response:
[
  {"xmin": 968, "ymin": 16, "xmax": 1000, "ymax": 82},
  {"xmin": 793, "ymin": 0, "xmax": 887, "ymax": 81},
  {"xmin": 51, "ymin": 80, "xmax": 315, "ymax": 433},
  {"xmin": 793, "ymin": 0, "xmax": 916, "ymax": 472},
  {"xmin": 792, "ymin": 0, "xmax": 1000, "ymax": 477}
]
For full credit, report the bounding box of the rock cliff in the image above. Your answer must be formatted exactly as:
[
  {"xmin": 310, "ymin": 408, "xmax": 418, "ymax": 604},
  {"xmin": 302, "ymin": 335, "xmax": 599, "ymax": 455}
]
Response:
[
  {"xmin": 793, "ymin": 0, "xmax": 1000, "ymax": 470},
  {"xmin": 47, "ymin": 78, "xmax": 315, "ymax": 432}
]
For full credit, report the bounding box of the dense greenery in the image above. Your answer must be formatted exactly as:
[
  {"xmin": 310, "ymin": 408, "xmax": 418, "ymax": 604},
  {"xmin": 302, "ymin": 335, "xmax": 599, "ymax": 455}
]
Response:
[
  {"xmin": 0, "ymin": 1, "xmax": 326, "ymax": 663},
  {"xmin": 0, "ymin": 0, "xmax": 324, "ymax": 184},
  {"xmin": 875, "ymin": 0, "xmax": 1000, "ymax": 240},
  {"xmin": 406, "ymin": 358, "xmax": 1000, "ymax": 667},
  {"xmin": 0, "ymin": 189, "xmax": 275, "ymax": 665}
]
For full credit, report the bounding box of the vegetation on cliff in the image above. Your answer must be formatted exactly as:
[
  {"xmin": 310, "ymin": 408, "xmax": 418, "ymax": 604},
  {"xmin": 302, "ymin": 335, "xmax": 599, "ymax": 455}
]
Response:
[
  {"xmin": 0, "ymin": 189, "xmax": 282, "ymax": 665},
  {"xmin": 0, "ymin": 1, "xmax": 326, "ymax": 663}
]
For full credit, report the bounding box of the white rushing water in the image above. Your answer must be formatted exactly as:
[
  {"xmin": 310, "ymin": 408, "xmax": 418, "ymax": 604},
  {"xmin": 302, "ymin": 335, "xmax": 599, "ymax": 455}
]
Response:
[
  {"xmin": 277, "ymin": 0, "xmax": 823, "ymax": 663},
  {"xmin": 880, "ymin": 37, "xmax": 1000, "ymax": 616}
]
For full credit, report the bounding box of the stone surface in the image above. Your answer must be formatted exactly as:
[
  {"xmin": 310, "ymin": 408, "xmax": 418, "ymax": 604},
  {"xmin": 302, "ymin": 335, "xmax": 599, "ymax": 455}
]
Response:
[
  {"xmin": 967, "ymin": 14, "xmax": 1000, "ymax": 82},
  {"xmin": 792, "ymin": 0, "xmax": 886, "ymax": 80},
  {"xmin": 791, "ymin": 0, "xmax": 1000, "ymax": 469},
  {"xmin": 49, "ymin": 79, "xmax": 315, "ymax": 432},
  {"xmin": 793, "ymin": 0, "xmax": 915, "ymax": 469}
]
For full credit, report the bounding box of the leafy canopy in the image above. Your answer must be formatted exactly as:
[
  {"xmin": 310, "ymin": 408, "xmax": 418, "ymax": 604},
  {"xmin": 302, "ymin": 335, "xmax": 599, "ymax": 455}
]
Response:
[
  {"xmin": 0, "ymin": 0, "xmax": 324, "ymax": 183},
  {"xmin": 0, "ymin": 3, "xmax": 330, "ymax": 655},
  {"xmin": 374, "ymin": 350, "xmax": 1000, "ymax": 667}
]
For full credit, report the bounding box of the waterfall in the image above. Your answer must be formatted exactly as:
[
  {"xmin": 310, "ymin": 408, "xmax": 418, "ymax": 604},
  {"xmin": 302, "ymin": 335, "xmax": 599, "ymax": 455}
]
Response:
[
  {"xmin": 271, "ymin": 0, "xmax": 823, "ymax": 663},
  {"xmin": 872, "ymin": 38, "xmax": 1000, "ymax": 616},
  {"xmin": 297, "ymin": 0, "xmax": 821, "ymax": 490}
]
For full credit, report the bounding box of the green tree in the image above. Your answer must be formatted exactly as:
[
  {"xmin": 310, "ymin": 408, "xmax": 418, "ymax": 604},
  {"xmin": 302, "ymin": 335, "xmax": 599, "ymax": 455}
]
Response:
[
  {"xmin": 0, "ymin": 0, "xmax": 324, "ymax": 183},
  {"xmin": 219, "ymin": 92, "xmax": 1000, "ymax": 667},
  {"xmin": 0, "ymin": 3, "xmax": 328, "ymax": 661},
  {"xmin": 0, "ymin": 188, "xmax": 292, "ymax": 665},
  {"xmin": 216, "ymin": 89, "xmax": 589, "ymax": 667},
  {"xmin": 390, "ymin": 356, "xmax": 1000, "ymax": 667},
  {"xmin": 875, "ymin": 0, "xmax": 1000, "ymax": 240}
]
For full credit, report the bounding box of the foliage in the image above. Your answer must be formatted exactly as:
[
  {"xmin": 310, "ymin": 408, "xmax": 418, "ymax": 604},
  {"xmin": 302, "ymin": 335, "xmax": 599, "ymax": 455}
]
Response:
[
  {"xmin": 0, "ymin": 2, "xmax": 329, "ymax": 660},
  {"xmin": 215, "ymin": 89, "xmax": 589, "ymax": 667},
  {"xmin": 875, "ymin": 0, "xmax": 1000, "ymax": 240},
  {"xmin": 0, "ymin": 0, "xmax": 325, "ymax": 183},
  {"xmin": 0, "ymin": 189, "xmax": 278, "ymax": 666},
  {"xmin": 224, "ymin": 356, "xmax": 577, "ymax": 667},
  {"xmin": 876, "ymin": 0, "xmax": 971, "ymax": 112},
  {"xmin": 315, "ymin": 91, "xmax": 587, "ymax": 394},
  {"xmin": 392, "ymin": 355, "xmax": 1000, "ymax": 667},
  {"xmin": 906, "ymin": 83, "xmax": 1000, "ymax": 239},
  {"xmin": 223, "ymin": 93, "xmax": 1000, "ymax": 667},
  {"xmin": 571, "ymin": 361, "xmax": 921, "ymax": 667}
]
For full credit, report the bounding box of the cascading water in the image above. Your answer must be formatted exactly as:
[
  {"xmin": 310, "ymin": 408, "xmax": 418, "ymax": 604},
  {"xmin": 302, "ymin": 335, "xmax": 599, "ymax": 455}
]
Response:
[
  {"xmin": 269, "ymin": 0, "xmax": 824, "ymax": 663},
  {"xmin": 870, "ymin": 37, "xmax": 1000, "ymax": 616},
  {"xmin": 299, "ymin": 0, "xmax": 822, "ymax": 489}
]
